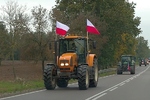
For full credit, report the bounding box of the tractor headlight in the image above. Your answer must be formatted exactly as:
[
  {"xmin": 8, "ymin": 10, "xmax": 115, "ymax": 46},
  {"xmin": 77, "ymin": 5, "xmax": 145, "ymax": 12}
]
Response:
[
  {"xmin": 65, "ymin": 63, "xmax": 69, "ymax": 66},
  {"xmin": 60, "ymin": 60, "xmax": 69, "ymax": 66},
  {"xmin": 60, "ymin": 63, "xmax": 65, "ymax": 66}
]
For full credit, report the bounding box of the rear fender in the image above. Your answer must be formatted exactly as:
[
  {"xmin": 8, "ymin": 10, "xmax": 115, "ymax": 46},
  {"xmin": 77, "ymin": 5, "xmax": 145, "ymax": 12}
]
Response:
[
  {"xmin": 45, "ymin": 63, "xmax": 57, "ymax": 76},
  {"xmin": 46, "ymin": 63, "xmax": 57, "ymax": 71},
  {"xmin": 86, "ymin": 54, "xmax": 96, "ymax": 67}
]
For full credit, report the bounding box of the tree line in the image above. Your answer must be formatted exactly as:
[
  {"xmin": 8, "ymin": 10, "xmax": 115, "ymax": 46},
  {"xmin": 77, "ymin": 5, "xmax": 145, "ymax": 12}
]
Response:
[{"xmin": 0, "ymin": 0, "xmax": 150, "ymax": 70}]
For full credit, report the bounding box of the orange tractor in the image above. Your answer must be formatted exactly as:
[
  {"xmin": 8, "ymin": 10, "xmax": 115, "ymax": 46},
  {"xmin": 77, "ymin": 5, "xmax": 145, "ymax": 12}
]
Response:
[{"xmin": 43, "ymin": 35, "xmax": 99, "ymax": 90}]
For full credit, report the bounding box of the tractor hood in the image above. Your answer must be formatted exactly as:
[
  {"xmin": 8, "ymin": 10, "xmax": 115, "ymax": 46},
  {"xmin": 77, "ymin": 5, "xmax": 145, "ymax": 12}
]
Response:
[
  {"xmin": 59, "ymin": 53, "xmax": 78, "ymax": 67},
  {"xmin": 59, "ymin": 53, "xmax": 77, "ymax": 61}
]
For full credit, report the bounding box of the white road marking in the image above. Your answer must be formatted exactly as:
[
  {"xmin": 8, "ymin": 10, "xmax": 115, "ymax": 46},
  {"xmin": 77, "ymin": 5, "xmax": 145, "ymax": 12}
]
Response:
[
  {"xmin": 129, "ymin": 77, "xmax": 134, "ymax": 80},
  {"xmin": 119, "ymin": 82, "xmax": 125, "ymax": 86},
  {"xmin": 109, "ymin": 87, "xmax": 118, "ymax": 91},
  {"xmin": 125, "ymin": 79, "xmax": 130, "ymax": 82},
  {"xmin": 92, "ymin": 93, "xmax": 107, "ymax": 100},
  {"xmin": 0, "ymin": 90, "xmax": 45, "ymax": 100},
  {"xmin": 85, "ymin": 66, "xmax": 150, "ymax": 100},
  {"xmin": 99, "ymin": 74, "xmax": 115, "ymax": 79}
]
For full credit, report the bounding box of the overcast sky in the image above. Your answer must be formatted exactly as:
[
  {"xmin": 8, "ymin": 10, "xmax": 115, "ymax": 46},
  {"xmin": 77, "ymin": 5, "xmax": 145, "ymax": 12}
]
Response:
[
  {"xmin": 129, "ymin": 0, "xmax": 150, "ymax": 47},
  {"xmin": 0, "ymin": 0, "xmax": 150, "ymax": 46}
]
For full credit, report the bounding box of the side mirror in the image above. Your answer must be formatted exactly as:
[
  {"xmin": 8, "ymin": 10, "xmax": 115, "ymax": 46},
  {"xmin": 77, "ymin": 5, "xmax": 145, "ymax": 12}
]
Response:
[{"xmin": 93, "ymin": 41, "xmax": 96, "ymax": 49}]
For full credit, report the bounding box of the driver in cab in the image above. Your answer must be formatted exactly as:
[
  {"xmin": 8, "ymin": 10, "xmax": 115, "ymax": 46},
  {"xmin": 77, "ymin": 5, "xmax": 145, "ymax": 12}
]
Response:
[{"xmin": 71, "ymin": 43, "xmax": 77, "ymax": 50}]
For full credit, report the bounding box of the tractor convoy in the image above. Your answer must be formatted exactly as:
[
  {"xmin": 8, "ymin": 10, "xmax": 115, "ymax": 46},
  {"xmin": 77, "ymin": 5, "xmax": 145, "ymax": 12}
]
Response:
[
  {"xmin": 43, "ymin": 34, "xmax": 142, "ymax": 90},
  {"xmin": 43, "ymin": 35, "xmax": 99, "ymax": 90}
]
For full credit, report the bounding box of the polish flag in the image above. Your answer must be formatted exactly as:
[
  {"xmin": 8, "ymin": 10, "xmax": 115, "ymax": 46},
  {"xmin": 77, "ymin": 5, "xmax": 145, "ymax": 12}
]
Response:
[
  {"xmin": 86, "ymin": 19, "xmax": 100, "ymax": 34},
  {"xmin": 127, "ymin": 62, "xmax": 130, "ymax": 71},
  {"xmin": 56, "ymin": 21, "xmax": 70, "ymax": 36}
]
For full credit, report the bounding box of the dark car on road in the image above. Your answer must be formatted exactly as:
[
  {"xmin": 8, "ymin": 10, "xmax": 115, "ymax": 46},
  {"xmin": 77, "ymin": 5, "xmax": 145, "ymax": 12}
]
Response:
[{"xmin": 139, "ymin": 59, "xmax": 147, "ymax": 66}]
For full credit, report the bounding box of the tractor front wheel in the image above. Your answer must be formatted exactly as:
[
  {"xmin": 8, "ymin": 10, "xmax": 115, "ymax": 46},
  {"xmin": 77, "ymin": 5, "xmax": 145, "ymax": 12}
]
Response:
[
  {"xmin": 117, "ymin": 66, "xmax": 122, "ymax": 74},
  {"xmin": 43, "ymin": 65, "xmax": 56, "ymax": 90},
  {"xmin": 130, "ymin": 66, "xmax": 135, "ymax": 74},
  {"xmin": 77, "ymin": 65, "xmax": 89, "ymax": 90}
]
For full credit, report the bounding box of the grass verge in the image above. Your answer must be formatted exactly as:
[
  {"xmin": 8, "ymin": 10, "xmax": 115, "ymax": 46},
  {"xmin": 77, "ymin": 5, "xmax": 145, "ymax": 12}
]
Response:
[
  {"xmin": 99, "ymin": 69, "xmax": 116, "ymax": 77},
  {"xmin": 0, "ymin": 80, "xmax": 44, "ymax": 98},
  {"xmin": 0, "ymin": 69, "xmax": 116, "ymax": 97}
]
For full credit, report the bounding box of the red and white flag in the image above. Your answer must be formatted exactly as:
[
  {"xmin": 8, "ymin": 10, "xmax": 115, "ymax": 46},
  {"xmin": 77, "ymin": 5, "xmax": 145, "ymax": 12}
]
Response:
[
  {"xmin": 86, "ymin": 19, "xmax": 100, "ymax": 34},
  {"xmin": 127, "ymin": 62, "xmax": 130, "ymax": 71},
  {"xmin": 56, "ymin": 21, "xmax": 70, "ymax": 36}
]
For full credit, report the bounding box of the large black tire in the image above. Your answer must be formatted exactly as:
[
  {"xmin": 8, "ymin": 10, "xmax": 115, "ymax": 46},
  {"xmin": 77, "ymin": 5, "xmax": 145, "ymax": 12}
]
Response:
[
  {"xmin": 43, "ymin": 65, "xmax": 56, "ymax": 90},
  {"xmin": 130, "ymin": 66, "xmax": 135, "ymax": 74},
  {"xmin": 77, "ymin": 65, "xmax": 89, "ymax": 90},
  {"xmin": 57, "ymin": 79, "xmax": 68, "ymax": 88},
  {"xmin": 117, "ymin": 67, "xmax": 122, "ymax": 74},
  {"xmin": 89, "ymin": 59, "xmax": 98, "ymax": 87}
]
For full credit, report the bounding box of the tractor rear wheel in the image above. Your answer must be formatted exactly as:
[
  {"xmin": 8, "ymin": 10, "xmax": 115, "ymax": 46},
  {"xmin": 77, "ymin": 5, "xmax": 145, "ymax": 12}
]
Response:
[
  {"xmin": 77, "ymin": 65, "xmax": 89, "ymax": 90},
  {"xmin": 89, "ymin": 58, "xmax": 98, "ymax": 87},
  {"xmin": 57, "ymin": 79, "xmax": 68, "ymax": 88},
  {"xmin": 43, "ymin": 65, "xmax": 56, "ymax": 90},
  {"xmin": 130, "ymin": 66, "xmax": 135, "ymax": 74},
  {"xmin": 117, "ymin": 66, "xmax": 122, "ymax": 74}
]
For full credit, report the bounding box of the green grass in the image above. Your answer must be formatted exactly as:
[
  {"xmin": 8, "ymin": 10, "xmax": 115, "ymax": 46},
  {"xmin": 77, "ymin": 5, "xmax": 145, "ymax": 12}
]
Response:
[
  {"xmin": 0, "ymin": 80, "xmax": 44, "ymax": 94},
  {"xmin": 0, "ymin": 70, "xmax": 116, "ymax": 96},
  {"xmin": 99, "ymin": 70, "xmax": 116, "ymax": 77}
]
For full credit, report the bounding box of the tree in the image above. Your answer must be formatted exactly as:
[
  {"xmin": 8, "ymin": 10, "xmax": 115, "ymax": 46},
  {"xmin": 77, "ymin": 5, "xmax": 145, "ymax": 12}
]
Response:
[
  {"xmin": 136, "ymin": 36, "xmax": 150, "ymax": 59},
  {"xmin": 0, "ymin": 0, "xmax": 28, "ymax": 79},
  {"xmin": 24, "ymin": 5, "xmax": 52, "ymax": 71},
  {"xmin": 0, "ymin": 21, "xmax": 8, "ymax": 65},
  {"xmin": 114, "ymin": 33, "xmax": 137, "ymax": 62}
]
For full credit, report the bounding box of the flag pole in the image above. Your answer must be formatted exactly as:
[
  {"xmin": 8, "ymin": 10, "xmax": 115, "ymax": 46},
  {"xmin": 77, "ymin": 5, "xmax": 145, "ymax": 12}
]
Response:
[
  {"xmin": 87, "ymin": 31, "xmax": 89, "ymax": 55},
  {"xmin": 55, "ymin": 34, "xmax": 57, "ymax": 41},
  {"xmin": 55, "ymin": 28, "xmax": 57, "ymax": 41},
  {"xmin": 54, "ymin": 30, "xmax": 58, "ymax": 66},
  {"xmin": 86, "ymin": 31, "xmax": 89, "ymax": 65}
]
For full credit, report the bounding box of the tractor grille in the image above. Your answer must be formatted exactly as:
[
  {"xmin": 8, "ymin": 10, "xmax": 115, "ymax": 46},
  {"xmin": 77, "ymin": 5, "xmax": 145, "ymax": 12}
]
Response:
[{"xmin": 60, "ymin": 68, "xmax": 70, "ymax": 71}]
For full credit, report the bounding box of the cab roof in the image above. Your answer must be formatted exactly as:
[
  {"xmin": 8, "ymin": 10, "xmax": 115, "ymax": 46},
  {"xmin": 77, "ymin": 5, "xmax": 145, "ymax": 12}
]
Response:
[
  {"xmin": 65, "ymin": 35, "xmax": 83, "ymax": 39},
  {"xmin": 60, "ymin": 35, "xmax": 87, "ymax": 39}
]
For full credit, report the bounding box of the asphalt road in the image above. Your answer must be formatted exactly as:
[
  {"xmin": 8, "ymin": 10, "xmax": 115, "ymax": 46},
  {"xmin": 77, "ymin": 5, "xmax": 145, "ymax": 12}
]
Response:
[{"xmin": 1, "ymin": 65, "xmax": 150, "ymax": 100}]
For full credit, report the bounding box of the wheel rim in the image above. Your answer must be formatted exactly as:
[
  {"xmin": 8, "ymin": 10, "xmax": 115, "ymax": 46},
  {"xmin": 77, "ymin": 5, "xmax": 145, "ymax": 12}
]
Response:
[
  {"xmin": 86, "ymin": 69, "xmax": 89, "ymax": 87},
  {"xmin": 94, "ymin": 60, "xmax": 98, "ymax": 82},
  {"xmin": 94, "ymin": 65, "xmax": 98, "ymax": 81}
]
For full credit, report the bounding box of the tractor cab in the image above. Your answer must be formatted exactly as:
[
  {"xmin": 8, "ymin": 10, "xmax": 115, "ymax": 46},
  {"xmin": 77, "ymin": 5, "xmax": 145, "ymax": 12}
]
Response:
[{"xmin": 59, "ymin": 36, "xmax": 88, "ymax": 64}]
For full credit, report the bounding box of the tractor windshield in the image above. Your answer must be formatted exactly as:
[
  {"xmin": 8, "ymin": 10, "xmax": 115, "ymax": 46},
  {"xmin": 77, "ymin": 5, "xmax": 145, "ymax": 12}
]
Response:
[
  {"xmin": 59, "ymin": 38, "xmax": 86, "ymax": 55},
  {"xmin": 121, "ymin": 56, "xmax": 131, "ymax": 62}
]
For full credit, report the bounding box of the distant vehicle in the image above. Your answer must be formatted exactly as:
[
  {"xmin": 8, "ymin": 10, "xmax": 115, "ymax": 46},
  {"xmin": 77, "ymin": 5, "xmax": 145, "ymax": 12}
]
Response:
[
  {"xmin": 148, "ymin": 58, "xmax": 150, "ymax": 63},
  {"xmin": 146, "ymin": 61, "xmax": 149, "ymax": 65},
  {"xmin": 145, "ymin": 58, "xmax": 149, "ymax": 65},
  {"xmin": 117, "ymin": 55, "xmax": 135, "ymax": 74},
  {"xmin": 139, "ymin": 59, "xmax": 147, "ymax": 66}
]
